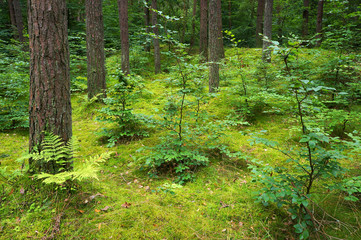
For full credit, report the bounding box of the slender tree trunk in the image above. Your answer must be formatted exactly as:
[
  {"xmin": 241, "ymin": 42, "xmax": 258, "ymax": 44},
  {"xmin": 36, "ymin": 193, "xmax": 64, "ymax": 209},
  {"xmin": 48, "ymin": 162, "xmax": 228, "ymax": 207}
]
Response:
[
  {"xmin": 216, "ymin": 0, "xmax": 225, "ymax": 58},
  {"xmin": 255, "ymin": 0, "xmax": 265, "ymax": 48},
  {"xmin": 8, "ymin": 0, "xmax": 24, "ymax": 43},
  {"xmin": 144, "ymin": 1, "xmax": 151, "ymax": 52},
  {"xmin": 152, "ymin": 0, "xmax": 161, "ymax": 74},
  {"xmin": 228, "ymin": 0, "xmax": 232, "ymax": 29},
  {"xmin": 28, "ymin": 0, "xmax": 72, "ymax": 173},
  {"xmin": 118, "ymin": 0, "xmax": 130, "ymax": 75},
  {"xmin": 190, "ymin": 0, "xmax": 197, "ymax": 49},
  {"xmin": 200, "ymin": 0, "xmax": 208, "ymax": 61},
  {"xmin": 262, "ymin": 0, "xmax": 273, "ymax": 62},
  {"xmin": 8, "ymin": 0, "xmax": 16, "ymax": 28},
  {"xmin": 209, "ymin": 0, "xmax": 219, "ymax": 93},
  {"xmin": 302, "ymin": 0, "xmax": 309, "ymax": 37},
  {"xmin": 180, "ymin": 0, "xmax": 189, "ymax": 43},
  {"xmin": 316, "ymin": 0, "xmax": 324, "ymax": 46},
  {"xmin": 85, "ymin": 0, "xmax": 106, "ymax": 100}
]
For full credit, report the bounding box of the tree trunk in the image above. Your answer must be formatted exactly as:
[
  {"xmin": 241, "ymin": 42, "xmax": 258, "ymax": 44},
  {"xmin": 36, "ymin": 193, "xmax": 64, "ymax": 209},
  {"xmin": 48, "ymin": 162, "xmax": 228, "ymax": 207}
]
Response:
[
  {"xmin": 28, "ymin": 0, "xmax": 72, "ymax": 173},
  {"xmin": 189, "ymin": 0, "xmax": 197, "ymax": 50},
  {"xmin": 152, "ymin": 0, "xmax": 161, "ymax": 74},
  {"xmin": 262, "ymin": 0, "xmax": 273, "ymax": 62},
  {"xmin": 209, "ymin": 0, "xmax": 219, "ymax": 93},
  {"xmin": 8, "ymin": 0, "xmax": 16, "ymax": 27},
  {"xmin": 316, "ymin": 0, "xmax": 324, "ymax": 46},
  {"xmin": 200, "ymin": 0, "xmax": 208, "ymax": 61},
  {"xmin": 255, "ymin": 0, "xmax": 265, "ymax": 48},
  {"xmin": 216, "ymin": 0, "xmax": 225, "ymax": 59},
  {"xmin": 228, "ymin": 0, "xmax": 232, "ymax": 29},
  {"xmin": 85, "ymin": 0, "xmax": 106, "ymax": 100},
  {"xmin": 118, "ymin": 0, "xmax": 130, "ymax": 76},
  {"xmin": 144, "ymin": 1, "xmax": 151, "ymax": 52},
  {"xmin": 180, "ymin": 0, "xmax": 189, "ymax": 43},
  {"xmin": 8, "ymin": 0, "xmax": 24, "ymax": 43},
  {"xmin": 302, "ymin": 0, "xmax": 309, "ymax": 37}
]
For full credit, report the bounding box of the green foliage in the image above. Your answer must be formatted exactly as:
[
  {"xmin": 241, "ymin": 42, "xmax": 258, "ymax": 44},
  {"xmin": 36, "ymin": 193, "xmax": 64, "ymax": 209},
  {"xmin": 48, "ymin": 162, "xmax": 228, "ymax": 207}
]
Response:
[
  {"xmin": 26, "ymin": 133, "xmax": 112, "ymax": 185},
  {"xmin": 0, "ymin": 40, "xmax": 29, "ymax": 130},
  {"xmin": 249, "ymin": 38, "xmax": 360, "ymax": 239},
  {"xmin": 98, "ymin": 71, "xmax": 151, "ymax": 147}
]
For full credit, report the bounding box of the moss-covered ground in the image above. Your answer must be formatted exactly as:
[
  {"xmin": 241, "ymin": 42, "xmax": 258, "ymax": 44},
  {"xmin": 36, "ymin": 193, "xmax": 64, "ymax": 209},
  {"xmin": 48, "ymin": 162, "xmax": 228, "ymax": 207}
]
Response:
[{"xmin": 0, "ymin": 48, "xmax": 360, "ymax": 239}]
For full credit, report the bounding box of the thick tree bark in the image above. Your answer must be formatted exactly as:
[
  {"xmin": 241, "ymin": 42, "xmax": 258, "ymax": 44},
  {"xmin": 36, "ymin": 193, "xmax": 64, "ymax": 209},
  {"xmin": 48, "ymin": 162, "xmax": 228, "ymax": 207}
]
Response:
[
  {"xmin": 216, "ymin": 0, "xmax": 225, "ymax": 59},
  {"xmin": 8, "ymin": 0, "xmax": 24, "ymax": 43},
  {"xmin": 200, "ymin": 0, "xmax": 208, "ymax": 61},
  {"xmin": 86, "ymin": 0, "xmax": 106, "ymax": 100},
  {"xmin": 209, "ymin": 0, "xmax": 219, "ymax": 93},
  {"xmin": 302, "ymin": 0, "xmax": 309, "ymax": 37},
  {"xmin": 152, "ymin": 0, "xmax": 161, "ymax": 74},
  {"xmin": 118, "ymin": 0, "xmax": 130, "ymax": 75},
  {"xmin": 316, "ymin": 0, "xmax": 324, "ymax": 46},
  {"xmin": 144, "ymin": 1, "xmax": 151, "ymax": 52},
  {"xmin": 255, "ymin": 0, "xmax": 265, "ymax": 48},
  {"xmin": 190, "ymin": 0, "xmax": 197, "ymax": 49},
  {"xmin": 262, "ymin": 0, "xmax": 273, "ymax": 62},
  {"xmin": 28, "ymin": 0, "xmax": 72, "ymax": 173}
]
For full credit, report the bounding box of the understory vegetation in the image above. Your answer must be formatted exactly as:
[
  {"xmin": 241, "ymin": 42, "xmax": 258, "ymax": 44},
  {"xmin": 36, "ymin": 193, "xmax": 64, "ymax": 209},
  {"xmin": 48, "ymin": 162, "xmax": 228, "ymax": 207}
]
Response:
[{"xmin": 1, "ymin": 37, "xmax": 361, "ymax": 239}]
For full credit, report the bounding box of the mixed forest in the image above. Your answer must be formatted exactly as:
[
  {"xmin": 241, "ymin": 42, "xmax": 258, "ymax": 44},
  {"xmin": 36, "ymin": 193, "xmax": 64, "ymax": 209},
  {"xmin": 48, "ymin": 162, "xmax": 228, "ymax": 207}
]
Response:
[{"xmin": 1, "ymin": 0, "xmax": 361, "ymax": 239}]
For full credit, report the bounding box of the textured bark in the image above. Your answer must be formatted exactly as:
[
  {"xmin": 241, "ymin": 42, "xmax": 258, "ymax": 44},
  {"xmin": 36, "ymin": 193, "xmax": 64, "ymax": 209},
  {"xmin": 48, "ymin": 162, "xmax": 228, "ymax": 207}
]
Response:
[
  {"xmin": 200, "ymin": 0, "xmax": 208, "ymax": 60},
  {"xmin": 28, "ymin": 0, "xmax": 72, "ymax": 173},
  {"xmin": 216, "ymin": 0, "xmax": 225, "ymax": 59},
  {"xmin": 190, "ymin": 0, "xmax": 197, "ymax": 49},
  {"xmin": 255, "ymin": 0, "xmax": 265, "ymax": 48},
  {"xmin": 118, "ymin": 0, "xmax": 130, "ymax": 75},
  {"xmin": 316, "ymin": 0, "xmax": 324, "ymax": 46},
  {"xmin": 144, "ymin": 1, "xmax": 151, "ymax": 52},
  {"xmin": 209, "ymin": 0, "xmax": 219, "ymax": 93},
  {"xmin": 152, "ymin": 0, "xmax": 161, "ymax": 74},
  {"xmin": 262, "ymin": 0, "xmax": 273, "ymax": 62},
  {"xmin": 86, "ymin": 0, "xmax": 106, "ymax": 100},
  {"xmin": 302, "ymin": 0, "xmax": 309, "ymax": 37},
  {"xmin": 8, "ymin": 0, "xmax": 25, "ymax": 43}
]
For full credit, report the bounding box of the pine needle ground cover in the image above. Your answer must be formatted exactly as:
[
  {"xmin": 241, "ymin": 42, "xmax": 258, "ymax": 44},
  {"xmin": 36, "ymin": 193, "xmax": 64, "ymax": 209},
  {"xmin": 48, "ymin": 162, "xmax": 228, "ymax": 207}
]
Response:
[{"xmin": 1, "ymin": 48, "xmax": 360, "ymax": 239}]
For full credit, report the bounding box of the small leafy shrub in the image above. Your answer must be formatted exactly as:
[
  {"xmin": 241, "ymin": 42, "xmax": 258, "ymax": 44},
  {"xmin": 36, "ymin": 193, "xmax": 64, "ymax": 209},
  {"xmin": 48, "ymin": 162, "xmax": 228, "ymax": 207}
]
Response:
[
  {"xmin": 98, "ymin": 71, "xmax": 151, "ymax": 147},
  {"xmin": 249, "ymin": 38, "xmax": 360, "ymax": 239},
  {"xmin": 142, "ymin": 49, "xmax": 239, "ymax": 184}
]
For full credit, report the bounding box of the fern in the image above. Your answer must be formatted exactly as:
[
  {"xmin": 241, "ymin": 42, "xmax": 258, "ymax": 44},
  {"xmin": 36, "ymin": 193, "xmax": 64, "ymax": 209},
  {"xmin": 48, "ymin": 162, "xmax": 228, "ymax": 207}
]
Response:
[{"xmin": 27, "ymin": 133, "xmax": 112, "ymax": 185}]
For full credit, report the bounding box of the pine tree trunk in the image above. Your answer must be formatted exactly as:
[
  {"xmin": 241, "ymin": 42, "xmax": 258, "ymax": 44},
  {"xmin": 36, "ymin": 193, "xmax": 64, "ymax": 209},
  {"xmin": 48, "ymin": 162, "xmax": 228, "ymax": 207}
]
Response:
[
  {"xmin": 316, "ymin": 0, "xmax": 324, "ymax": 46},
  {"xmin": 228, "ymin": 0, "xmax": 232, "ymax": 29},
  {"xmin": 302, "ymin": 0, "xmax": 309, "ymax": 37},
  {"xmin": 86, "ymin": 0, "xmax": 106, "ymax": 100},
  {"xmin": 8, "ymin": 0, "xmax": 16, "ymax": 28},
  {"xmin": 190, "ymin": 0, "xmax": 197, "ymax": 49},
  {"xmin": 118, "ymin": 0, "xmax": 130, "ymax": 75},
  {"xmin": 180, "ymin": 0, "xmax": 188, "ymax": 43},
  {"xmin": 255, "ymin": 0, "xmax": 265, "ymax": 48},
  {"xmin": 200, "ymin": 0, "xmax": 208, "ymax": 61},
  {"xmin": 216, "ymin": 0, "xmax": 225, "ymax": 59},
  {"xmin": 8, "ymin": 0, "xmax": 24, "ymax": 43},
  {"xmin": 152, "ymin": 0, "xmax": 161, "ymax": 74},
  {"xmin": 262, "ymin": 0, "xmax": 273, "ymax": 62},
  {"xmin": 144, "ymin": 1, "xmax": 151, "ymax": 52},
  {"xmin": 209, "ymin": 0, "xmax": 219, "ymax": 93},
  {"xmin": 28, "ymin": 0, "xmax": 72, "ymax": 173}
]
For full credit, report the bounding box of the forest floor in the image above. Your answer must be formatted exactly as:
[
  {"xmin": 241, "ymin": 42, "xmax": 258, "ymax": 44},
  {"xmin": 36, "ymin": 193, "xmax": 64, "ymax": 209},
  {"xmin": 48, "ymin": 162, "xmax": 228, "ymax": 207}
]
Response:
[{"xmin": 1, "ymin": 48, "xmax": 361, "ymax": 239}]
